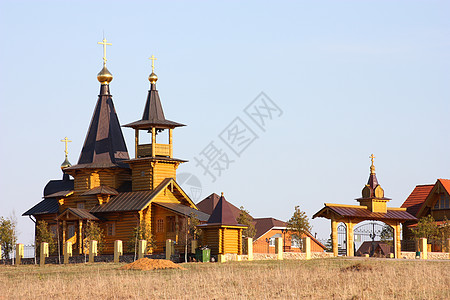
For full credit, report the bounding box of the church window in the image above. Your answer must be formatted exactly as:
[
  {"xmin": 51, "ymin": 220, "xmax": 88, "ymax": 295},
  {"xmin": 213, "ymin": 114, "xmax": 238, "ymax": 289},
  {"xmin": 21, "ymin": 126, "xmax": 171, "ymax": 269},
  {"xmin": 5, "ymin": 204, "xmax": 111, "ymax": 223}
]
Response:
[
  {"xmin": 157, "ymin": 219, "xmax": 164, "ymax": 233},
  {"xmin": 291, "ymin": 235, "xmax": 300, "ymax": 248},
  {"xmin": 77, "ymin": 202, "xmax": 85, "ymax": 209},
  {"xmin": 106, "ymin": 223, "xmax": 115, "ymax": 236}
]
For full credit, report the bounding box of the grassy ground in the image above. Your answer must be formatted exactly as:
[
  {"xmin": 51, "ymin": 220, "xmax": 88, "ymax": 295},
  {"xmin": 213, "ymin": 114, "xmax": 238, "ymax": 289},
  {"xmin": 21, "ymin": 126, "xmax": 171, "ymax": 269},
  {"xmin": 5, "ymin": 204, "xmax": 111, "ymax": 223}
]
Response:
[{"xmin": 1, "ymin": 258, "xmax": 449, "ymax": 299}]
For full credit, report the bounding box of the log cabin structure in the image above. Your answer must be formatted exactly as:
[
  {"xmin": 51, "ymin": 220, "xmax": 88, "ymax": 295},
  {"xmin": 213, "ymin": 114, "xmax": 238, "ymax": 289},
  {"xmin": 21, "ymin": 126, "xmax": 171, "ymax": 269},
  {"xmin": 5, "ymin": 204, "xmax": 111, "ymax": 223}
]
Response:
[
  {"xmin": 197, "ymin": 193, "xmax": 326, "ymax": 254},
  {"xmin": 313, "ymin": 154, "xmax": 417, "ymax": 258},
  {"xmin": 23, "ymin": 41, "xmax": 208, "ymax": 255},
  {"xmin": 401, "ymin": 179, "xmax": 450, "ymax": 251},
  {"xmin": 197, "ymin": 193, "xmax": 247, "ymax": 256}
]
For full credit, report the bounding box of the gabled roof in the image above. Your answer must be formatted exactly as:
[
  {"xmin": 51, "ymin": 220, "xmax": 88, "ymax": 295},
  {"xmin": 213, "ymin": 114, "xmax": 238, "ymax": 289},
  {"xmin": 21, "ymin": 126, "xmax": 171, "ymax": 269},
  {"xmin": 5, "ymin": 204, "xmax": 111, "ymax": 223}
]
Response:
[
  {"xmin": 81, "ymin": 185, "xmax": 118, "ymax": 196},
  {"xmin": 57, "ymin": 208, "xmax": 99, "ymax": 220},
  {"xmin": 22, "ymin": 198, "xmax": 59, "ymax": 216},
  {"xmin": 416, "ymin": 178, "xmax": 450, "ymax": 218},
  {"xmin": 313, "ymin": 204, "xmax": 417, "ymax": 221},
  {"xmin": 401, "ymin": 184, "xmax": 434, "ymax": 217},
  {"xmin": 90, "ymin": 178, "xmax": 195, "ymax": 213},
  {"xmin": 196, "ymin": 193, "xmax": 241, "ymax": 220},
  {"xmin": 66, "ymin": 84, "xmax": 129, "ymax": 170},
  {"xmin": 204, "ymin": 194, "xmax": 244, "ymax": 226},
  {"xmin": 124, "ymin": 84, "xmax": 185, "ymax": 130}
]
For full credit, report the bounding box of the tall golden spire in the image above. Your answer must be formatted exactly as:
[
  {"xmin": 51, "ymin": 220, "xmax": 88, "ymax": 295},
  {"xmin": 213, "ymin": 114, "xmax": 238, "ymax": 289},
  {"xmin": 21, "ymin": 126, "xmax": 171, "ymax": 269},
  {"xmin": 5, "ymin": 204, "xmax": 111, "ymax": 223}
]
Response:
[
  {"xmin": 369, "ymin": 153, "xmax": 376, "ymax": 174},
  {"xmin": 148, "ymin": 54, "xmax": 158, "ymax": 84},
  {"xmin": 60, "ymin": 137, "xmax": 72, "ymax": 169},
  {"xmin": 97, "ymin": 37, "xmax": 113, "ymax": 84}
]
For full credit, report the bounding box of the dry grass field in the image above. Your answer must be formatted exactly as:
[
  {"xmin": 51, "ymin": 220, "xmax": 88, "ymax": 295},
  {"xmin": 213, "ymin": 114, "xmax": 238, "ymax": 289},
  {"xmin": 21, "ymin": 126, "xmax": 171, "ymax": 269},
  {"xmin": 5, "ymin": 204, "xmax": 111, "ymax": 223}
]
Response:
[{"xmin": 1, "ymin": 258, "xmax": 449, "ymax": 299}]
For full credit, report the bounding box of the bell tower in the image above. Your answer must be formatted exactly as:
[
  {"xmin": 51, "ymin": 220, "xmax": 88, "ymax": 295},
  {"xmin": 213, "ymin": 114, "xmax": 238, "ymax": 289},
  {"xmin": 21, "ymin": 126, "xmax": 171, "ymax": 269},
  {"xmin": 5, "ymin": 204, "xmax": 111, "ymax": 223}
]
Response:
[
  {"xmin": 356, "ymin": 154, "xmax": 391, "ymax": 213},
  {"xmin": 124, "ymin": 55, "xmax": 186, "ymax": 191}
]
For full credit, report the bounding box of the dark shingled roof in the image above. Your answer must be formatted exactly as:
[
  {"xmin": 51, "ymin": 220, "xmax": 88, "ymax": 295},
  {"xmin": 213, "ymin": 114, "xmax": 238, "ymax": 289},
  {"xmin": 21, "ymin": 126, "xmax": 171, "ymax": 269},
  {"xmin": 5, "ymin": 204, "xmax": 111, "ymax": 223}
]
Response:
[
  {"xmin": 22, "ymin": 198, "xmax": 59, "ymax": 216},
  {"xmin": 253, "ymin": 217, "xmax": 286, "ymax": 240},
  {"xmin": 196, "ymin": 193, "xmax": 241, "ymax": 220},
  {"xmin": 45, "ymin": 190, "xmax": 73, "ymax": 198},
  {"xmin": 66, "ymin": 84, "xmax": 129, "ymax": 170},
  {"xmin": 313, "ymin": 205, "xmax": 417, "ymax": 221},
  {"xmin": 124, "ymin": 84, "xmax": 185, "ymax": 129},
  {"xmin": 43, "ymin": 174, "xmax": 74, "ymax": 197},
  {"xmin": 154, "ymin": 202, "xmax": 210, "ymax": 222},
  {"xmin": 23, "ymin": 173, "xmax": 73, "ymax": 216},
  {"xmin": 205, "ymin": 194, "xmax": 244, "ymax": 226}
]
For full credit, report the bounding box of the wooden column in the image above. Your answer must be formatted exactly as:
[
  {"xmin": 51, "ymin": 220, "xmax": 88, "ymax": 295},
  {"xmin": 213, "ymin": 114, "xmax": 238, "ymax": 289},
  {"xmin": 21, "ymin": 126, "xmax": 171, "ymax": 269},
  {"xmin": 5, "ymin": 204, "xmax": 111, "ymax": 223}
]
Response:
[
  {"xmin": 393, "ymin": 222, "xmax": 402, "ymax": 259},
  {"xmin": 78, "ymin": 220, "xmax": 83, "ymax": 255},
  {"xmin": 331, "ymin": 219, "xmax": 338, "ymax": 257},
  {"xmin": 346, "ymin": 221, "xmax": 354, "ymax": 257},
  {"xmin": 169, "ymin": 129, "xmax": 173, "ymax": 158},
  {"xmin": 62, "ymin": 221, "xmax": 67, "ymax": 251},
  {"xmin": 238, "ymin": 228, "xmax": 243, "ymax": 255},
  {"xmin": 135, "ymin": 129, "xmax": 139, "ymax": 158},
  {"xmin": 305, "ymin": 237, "xmax": 311, "ymax": 260},
  {"xmin": 151, "ymin": 128, "xmax": 156, "ymax": 156},
  {"xmin": 40, "ymin": 242, "xmax": 48, "ymax": 267},
  {"xmin": 114, "ymin": 240, "xmax": 122, "ymax": 263},
  {"xmin": 247, "ymin": 238, "xmax": 253, "ymax": 261}
]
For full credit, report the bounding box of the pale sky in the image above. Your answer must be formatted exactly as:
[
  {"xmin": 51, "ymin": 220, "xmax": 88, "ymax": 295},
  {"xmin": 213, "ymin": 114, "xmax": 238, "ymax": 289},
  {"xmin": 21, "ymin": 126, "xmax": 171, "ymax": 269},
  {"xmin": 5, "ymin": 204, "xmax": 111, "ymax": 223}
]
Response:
[{"xmin": 0, "ymin": 0, "xmax": 449, "ymax": 243}]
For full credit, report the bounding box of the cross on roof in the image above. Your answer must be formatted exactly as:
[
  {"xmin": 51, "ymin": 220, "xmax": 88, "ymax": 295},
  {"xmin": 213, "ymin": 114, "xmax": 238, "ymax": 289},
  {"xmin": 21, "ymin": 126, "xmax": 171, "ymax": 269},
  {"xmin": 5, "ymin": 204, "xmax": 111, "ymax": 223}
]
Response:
[
  {"xmin": 98, "ymin": 38, "xmax": 112, "ymax": 64},
  {"xmin": 369, "ymin": 153, "xmax": 376, "ymax": 174},
  {"xmin": 149, "ymin": 55, "xmax": 157, "ymax": 72},
  {"xmin": 61, "ymin": 137, "xmax": 72, "ymax": 158}
]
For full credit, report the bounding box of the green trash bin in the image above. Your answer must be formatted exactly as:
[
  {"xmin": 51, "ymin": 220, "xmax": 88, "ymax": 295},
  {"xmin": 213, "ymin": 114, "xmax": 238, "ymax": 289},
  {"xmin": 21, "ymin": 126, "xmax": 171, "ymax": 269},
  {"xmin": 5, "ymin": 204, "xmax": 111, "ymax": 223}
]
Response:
[
  {"xmin": 195, "ymin": 248, "xmax": 211, "ymax": 262},
  {"xmin": 415, "ymin": 251, "xmax": 421, "ymax": 258}
]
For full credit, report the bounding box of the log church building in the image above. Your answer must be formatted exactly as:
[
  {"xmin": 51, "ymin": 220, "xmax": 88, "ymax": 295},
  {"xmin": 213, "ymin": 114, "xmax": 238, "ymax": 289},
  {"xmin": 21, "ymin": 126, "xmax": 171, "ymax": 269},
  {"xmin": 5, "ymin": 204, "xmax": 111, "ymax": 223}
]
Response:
[{"xmin": 23, "ymin": 41, "xmax": 210, "ymax": 255}]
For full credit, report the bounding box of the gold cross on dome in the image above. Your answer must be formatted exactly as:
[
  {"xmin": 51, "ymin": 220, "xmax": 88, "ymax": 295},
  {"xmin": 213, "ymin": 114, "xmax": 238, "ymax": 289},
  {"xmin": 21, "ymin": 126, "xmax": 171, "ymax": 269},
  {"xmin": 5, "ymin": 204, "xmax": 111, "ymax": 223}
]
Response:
[
  {"xmin": 98, "ymin": 38, "xmax": 112, "ymax": 64},
  {"xmin": 369, "ymin": 154, "xmax": 375, "ymax": 165},
  {"xmin": 149, "ymin": 55, "xmax": 157, "ymax": 72},
  {"xmin": 369, "ymin": 153, "xmax": 376, "ymax": 174},
  {"xmin": 61, "ymin": 137, "xmax": 72, "ymax": 157}
]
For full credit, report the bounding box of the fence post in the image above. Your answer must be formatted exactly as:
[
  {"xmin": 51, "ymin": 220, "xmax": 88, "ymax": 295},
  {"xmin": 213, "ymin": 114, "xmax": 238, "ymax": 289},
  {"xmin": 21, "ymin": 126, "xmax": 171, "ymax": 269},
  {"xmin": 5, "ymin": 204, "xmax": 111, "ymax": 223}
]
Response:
[
  {"xmin": 305, "ymin": 237, "xmax": 311, "ymax": 260},
  {"xmin": 138, "ymin": 240, "xmax": 147, "ymax": 260},
  {"xmin": 247, "ymin": 238, "xmax": 253, "ymax": 261},
  {"xmin": 15, "ymin": 244, "xmax": 24, "ymax": 265},
  {"xmin": 447, "ymin": 238, "xmax": 450, "ymax": 253},
  {"xmin": 114, "ymin": 240, "xmax": 123, "ymax": 263},
  {"xmin": 165, "ymin": 239, "xmax": 174, "ymax": 260},
  {"xmin": 0, "ymin": 244, "xmax": 2, "ymax": 261},
  {"xmin": 275, "ymin": 237, "xmax": 283, "ymax": 260},
  {"xmin": 40, "ymin": 242, "xmax": 49, "ymax": 267},
  {"xmin": 89, "ymin": 240, "xmax": 98, "ymax": 263},
  {"xmin": 419, "ymin": 238, "xmax": 427, "ymax": 260},
  {"xmin": 191, "ymin": 240, "xmax": 198, "ymax": 254},
  {"xmin": 64, "ymin": 242, "xmax": 72, "ymax": 264}
]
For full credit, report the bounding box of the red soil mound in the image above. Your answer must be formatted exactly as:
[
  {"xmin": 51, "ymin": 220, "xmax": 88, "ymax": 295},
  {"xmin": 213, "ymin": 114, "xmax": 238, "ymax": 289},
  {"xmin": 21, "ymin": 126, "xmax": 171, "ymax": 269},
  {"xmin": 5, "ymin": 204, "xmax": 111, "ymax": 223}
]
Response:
[{"xmin": 119, "ymin": 258, "xmax": 186, "ymax": 271}]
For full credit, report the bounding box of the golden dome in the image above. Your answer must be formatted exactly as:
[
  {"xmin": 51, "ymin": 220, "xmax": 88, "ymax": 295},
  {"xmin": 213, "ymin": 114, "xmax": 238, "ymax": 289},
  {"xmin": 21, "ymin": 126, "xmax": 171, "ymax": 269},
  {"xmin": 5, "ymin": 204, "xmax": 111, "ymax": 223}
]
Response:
[
  {"xmin": 148, "ymin": 72, "xmax": 158, "ymax": 84},
  {"xmin": 97, "ymin": 65, "xmax": 113, "ymax": 84}
]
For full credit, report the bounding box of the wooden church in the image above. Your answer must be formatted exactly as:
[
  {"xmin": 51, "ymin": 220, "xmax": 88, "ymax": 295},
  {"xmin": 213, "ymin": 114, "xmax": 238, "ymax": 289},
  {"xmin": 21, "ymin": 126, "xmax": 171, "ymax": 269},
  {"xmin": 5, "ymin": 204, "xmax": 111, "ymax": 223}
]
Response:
[{"xmin": 23, "ymin": 41, "xmax": 209, "ymax": 255}]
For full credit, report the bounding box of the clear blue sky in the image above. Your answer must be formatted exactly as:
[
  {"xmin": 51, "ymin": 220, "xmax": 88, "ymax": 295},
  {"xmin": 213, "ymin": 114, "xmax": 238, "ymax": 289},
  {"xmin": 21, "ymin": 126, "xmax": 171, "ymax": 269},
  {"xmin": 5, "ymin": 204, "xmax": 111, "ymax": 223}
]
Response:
[{"xmin": 0, "ymin": 1, "xmax": 449, "ymax": 243}]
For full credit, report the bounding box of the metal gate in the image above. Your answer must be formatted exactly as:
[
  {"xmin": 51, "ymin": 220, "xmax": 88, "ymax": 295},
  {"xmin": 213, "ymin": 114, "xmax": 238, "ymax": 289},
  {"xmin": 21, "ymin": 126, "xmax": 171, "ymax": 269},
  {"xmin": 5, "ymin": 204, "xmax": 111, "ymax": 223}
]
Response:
[{"xmin": 337, "ymin": 221, "xmax": 393, "ymax": 256}]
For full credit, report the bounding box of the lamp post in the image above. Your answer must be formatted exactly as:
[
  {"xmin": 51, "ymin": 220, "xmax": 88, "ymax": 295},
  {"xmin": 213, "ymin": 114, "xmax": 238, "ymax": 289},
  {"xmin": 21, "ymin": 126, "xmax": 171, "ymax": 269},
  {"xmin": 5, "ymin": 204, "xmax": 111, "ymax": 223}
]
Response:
[{"xmin": 281, "ymin": 228, "xmax": 287, "ymax": 252}]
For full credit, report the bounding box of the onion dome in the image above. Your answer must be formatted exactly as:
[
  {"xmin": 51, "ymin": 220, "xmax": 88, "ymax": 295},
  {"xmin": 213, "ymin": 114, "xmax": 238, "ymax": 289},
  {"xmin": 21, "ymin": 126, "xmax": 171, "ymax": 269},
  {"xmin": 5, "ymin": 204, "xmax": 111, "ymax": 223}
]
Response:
[{"xmin": 97, "ymin": 65, "xmax": 113, "ymax": 84}]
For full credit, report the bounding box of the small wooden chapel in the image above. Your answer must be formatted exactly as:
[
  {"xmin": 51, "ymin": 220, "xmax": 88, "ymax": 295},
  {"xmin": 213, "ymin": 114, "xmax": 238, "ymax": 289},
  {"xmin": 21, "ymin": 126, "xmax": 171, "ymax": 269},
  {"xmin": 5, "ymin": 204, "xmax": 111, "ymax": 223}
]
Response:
[{"xmin": 23, "ymin": 40, "xmax": 209, "ymax": 255}]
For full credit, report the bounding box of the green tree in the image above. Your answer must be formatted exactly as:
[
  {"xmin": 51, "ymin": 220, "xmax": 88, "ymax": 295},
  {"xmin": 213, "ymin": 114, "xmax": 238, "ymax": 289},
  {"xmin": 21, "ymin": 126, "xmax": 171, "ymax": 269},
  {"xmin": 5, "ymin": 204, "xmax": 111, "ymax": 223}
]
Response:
[
  {"xmin": 380, "ymin": 224, "xmax": 394, "ymax": 247},
  {"xmin": 84, "ymin": 221, "xmax": 105, "ymax": 254},
  {"xmin": 287, "ymin": 206, "xmax": 312, "ymax": 250},
  {"xmin": 236, "ymin": 206, "xmax": 256, "ymax": 254},
  {"xmin": 0, "ymin": 216, "xmax": 17, "ymax": 259},
  {"xmin": 127, "ymin": 221, "xmax": 155, "ymax": 255},
  {"xmin": 36, "ymin": 220, "xmax": 57, "ymax": 255},
  {"xmin": 412, "ymin": 215, "xmax": 439, "ymax": 242}
]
